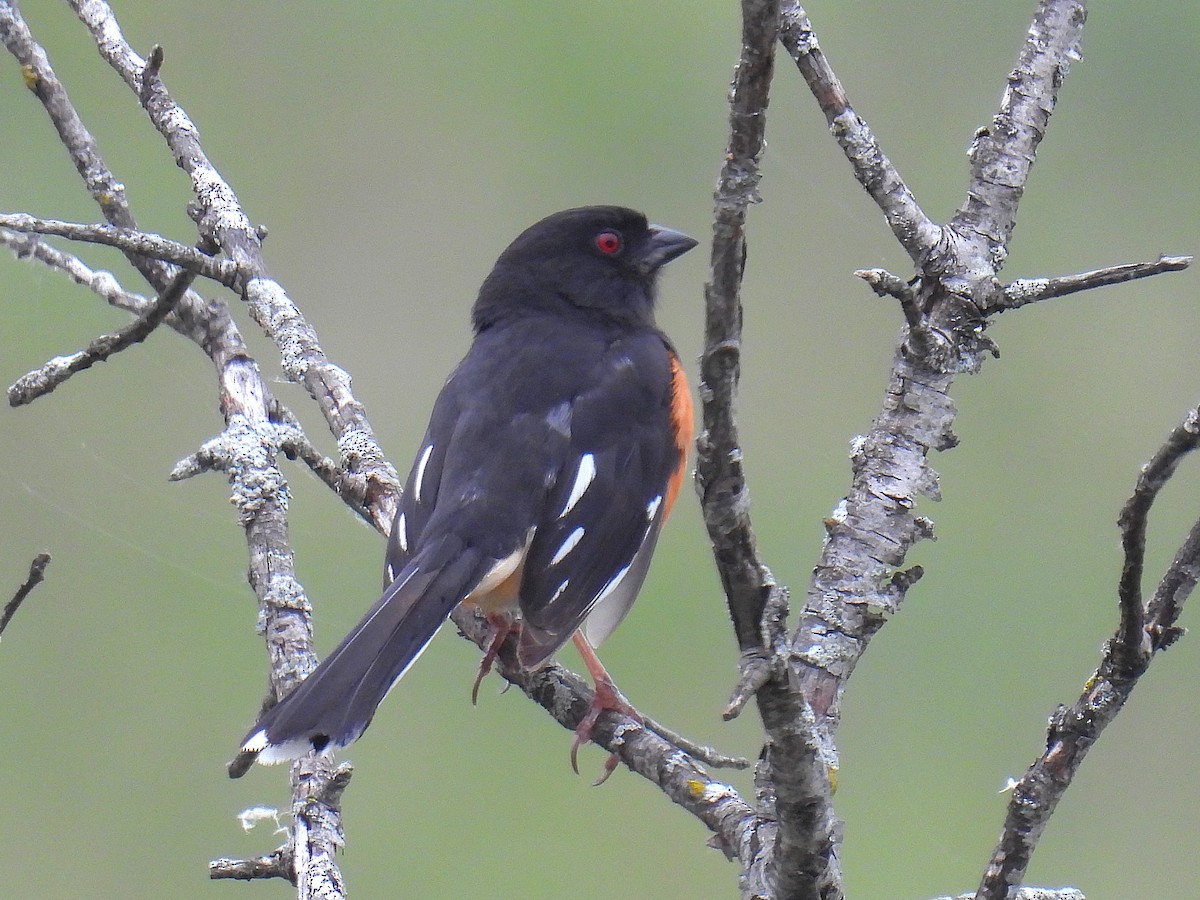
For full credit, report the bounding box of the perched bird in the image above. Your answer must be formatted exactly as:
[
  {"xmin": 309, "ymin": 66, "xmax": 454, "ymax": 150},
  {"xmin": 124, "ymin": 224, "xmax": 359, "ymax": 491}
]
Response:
[{"xmin": 229, "ymin": 206, "xmax": 697, "ymax": 778}]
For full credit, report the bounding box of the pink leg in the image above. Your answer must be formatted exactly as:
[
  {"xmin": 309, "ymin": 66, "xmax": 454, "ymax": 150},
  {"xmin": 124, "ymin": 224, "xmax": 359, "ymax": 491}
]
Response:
[
  {"xmin": 570, "ymin": 632, "xmax": 641, "ymax": 785},
  {"xmin": 472, "ymin": 613, "xmax": 518, "ymax": 705}
]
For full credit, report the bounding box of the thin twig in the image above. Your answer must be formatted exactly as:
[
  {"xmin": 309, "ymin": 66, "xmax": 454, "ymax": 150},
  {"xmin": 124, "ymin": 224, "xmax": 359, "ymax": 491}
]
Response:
[
  {"xmin": 0, "ymin": 552, "xmax": 51, "ymax": 639},
  {"xmin": 723, "ymin": 649, "xmax": 774, "ymax": 720},
  {"xmin": 854, "ymin": 267, "xmax": 915, "ymax": 303},
  {"xmin": 0, "ymin": 213, "xmax": 238, "ymax": 286},
  {"xmin": 0, "ymin": 0, "xmax": 248, "ymax": 359},
  {"xmin": 277, "ymin": 426, "xmax": 375, "ymax": 527},
  {"xmin": 209, "ymin": 851, "xmax": 292, "ymax": 883},
  {"xmin": 0, "ymin": 230, "xmax": 152, "ymax": 314},
  {"xmin": 995, "ymin": 256, "xmax": 1192, "ymax": 313},
  {"xmin": 1116, "ymin": 405, "xmax": 1200, "ymax": 657},
  {"xmin": 977, "ymin": 403, "xmax": 1200, "ymax": 899},
  {"xmin": 1146, "ymin": 518, "xmax": 1200, "ymax": 651},
  {"xmin": 8, "ymin": 266, "xmax": 195, "ymax": 406},
  {"xmin": 778, "ymin": 2, "xmax": 942, "ymax": 264},
  {"xmin": 453, "ymin": 604, "xmax": 759, "ymax": 845},
  {"xmin": 639, "ymin": 711, "xmax": 750, "ymax": 770}
]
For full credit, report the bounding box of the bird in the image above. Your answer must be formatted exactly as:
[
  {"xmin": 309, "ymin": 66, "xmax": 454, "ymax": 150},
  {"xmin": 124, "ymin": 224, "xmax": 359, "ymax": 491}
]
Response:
[{"xmin": 228, "ymin": 205, "xmax": 698, "ymax": 779}]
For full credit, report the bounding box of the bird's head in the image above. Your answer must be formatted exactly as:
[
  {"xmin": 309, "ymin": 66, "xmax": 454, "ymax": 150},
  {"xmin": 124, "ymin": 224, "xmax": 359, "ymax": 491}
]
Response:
[{"xmin": 473, "ymin": 206, "xmax": 698, "ymax": 331}]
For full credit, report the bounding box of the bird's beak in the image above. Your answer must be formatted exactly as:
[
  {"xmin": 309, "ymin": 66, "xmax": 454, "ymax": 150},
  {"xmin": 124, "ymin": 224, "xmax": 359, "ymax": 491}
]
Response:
[{"xmin": 641, "ymin": 224, "xmax": 699, "ymax": 272}]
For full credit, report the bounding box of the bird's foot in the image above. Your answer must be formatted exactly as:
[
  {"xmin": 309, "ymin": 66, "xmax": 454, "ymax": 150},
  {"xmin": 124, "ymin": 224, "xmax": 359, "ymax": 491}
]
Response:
[
  {"xmin": 570, "ymin": 673, "xmax": 642, "ymax": 786},
  {"xmin": 568, "ymin": 632, "xmax": 644, "ymax": 785},
  {"xmin": 472, "ymin": 614, "xmax": 519, "ymax": 705}
]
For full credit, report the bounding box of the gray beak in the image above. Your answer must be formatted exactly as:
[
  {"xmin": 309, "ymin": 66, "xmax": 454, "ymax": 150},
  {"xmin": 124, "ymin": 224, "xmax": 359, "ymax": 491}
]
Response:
[{"xmin": 641, "ymin": 224, "xmax": 699, "ymax": 272}]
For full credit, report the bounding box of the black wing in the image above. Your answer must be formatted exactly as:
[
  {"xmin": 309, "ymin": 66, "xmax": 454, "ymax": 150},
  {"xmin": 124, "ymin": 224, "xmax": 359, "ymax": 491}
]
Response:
[
  {"xmin": 516, "ymin": 329, "xmax": 678, "ymax": 667},
  {"xmin": 387, "ymin": 318, "xmax": 678, "ymax": 669}
]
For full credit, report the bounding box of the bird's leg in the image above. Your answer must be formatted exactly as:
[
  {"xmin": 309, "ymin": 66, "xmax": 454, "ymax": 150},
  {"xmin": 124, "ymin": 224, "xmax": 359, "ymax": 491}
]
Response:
[
  {"xmin": 472, "ymin": 612, "xmax": 519, "ymax": 705},
  {"xmin": 570, "ymin": 631, "xmax": 642, "ymax": 785}
]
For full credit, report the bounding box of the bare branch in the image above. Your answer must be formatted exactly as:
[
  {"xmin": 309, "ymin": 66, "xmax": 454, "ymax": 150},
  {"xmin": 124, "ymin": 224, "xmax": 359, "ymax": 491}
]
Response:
[
  {"xmin": 723, "ymin": 648, "xmax": 774, "ymax": 720},
  {"xmin": 702, "ymin": 2, "xmax": 843, "ymax": 898},
  {"xmin": 778, "ymin": 2, "xmax": 941, "ymax": 264},
  {"xmin": 8, "ymin": 266, "xmax": 195, "ymax": 406},
  {"xmin": 1142, "ymin": 412, "xmax": 1200, "ymax": 642},
  {"xmin": 782, "ymin": 0, "xmax": 956, "ymax": 783},
  {"xmin": 976, "ymin": 403, "xmax": 1200, "ymax": 898},
  {"xmin": 638, "ymin": 713, "xmax": 750, "ymax": 771},
  {"xmin": 0, "ymin": 552, "xmax": 51, "ymax": 640},
  {"xmin": 449, "ymin": 605, "xmax": 760, "ymax": 855},
  {"xmin": 854, "ymin": 267, "xmax": 915, "ymax": 303},
  {"xmin": 781, "ymin": 6, "xmax": 1094, "ymax": 898},
  {"xmin": 1, "ymin": 4, "xmax": 349, "ymax": 893},
  {"xmin": 935, "ymin": 890, "xmax": 1085, "ymax": 900},
  {"xmin": 1116, "ymin": 406, "xmax": 1200, "ymax": 656},
  {"xmin": 701, "ymin": 0, "xmax": 782, "ymax": 665},
  {"xmin": 995, "ymin": 255, "xmax": 1192, "ymax": 313},
  {"xmin": 69, "ymin": 0, "xmax": 401, "ymax": 532},
  {"xmin": 0, "ymin": 230, "xmax": 152, "ymax": 314},
  {"xmin": 209, "ymin": 851, "xmax": 292, "ymax": 883},
  {"xmin": 786, "ymin": 0, "xmax": 1087, "ymax": 734},
  {"xmin": 0, "ymin": 212, "xmax": 238, "ymax": 286},
  {"xmin": 0, "ymin": 0, "xmax": 250, "ymax": 359},
  {"xmin": 289, "ymin": 758, "xmax": 352, "ymax": 896},
  {"xmin": 951, "ymin": 1, "xmax": 1087, "ymax": 261},
  {"xmin": 1145, "ymin": 518, "xmax": 1200, "ymax": 652}
]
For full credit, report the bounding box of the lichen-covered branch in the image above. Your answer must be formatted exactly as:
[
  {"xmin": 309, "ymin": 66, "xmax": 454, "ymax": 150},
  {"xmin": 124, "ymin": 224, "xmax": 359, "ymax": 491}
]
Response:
[
  {"xmin": 0, "ymin": 213, "xmax": 237, "ymax": 285},
  {"xmin": 994, "ymin": 255, "xmax": 1192, "ymax": 312},
  {"xmin": 8, "ymin": 267, "xmax": 194, "ymax": 406},
  {"xmin": 69, "ymin": 0, "xmax": 401, "ymax": 531},
  {"xmin": 0, "ymin": 2, "xmax": 347, "ymax": 893},
  {"xmin": 0, "ymin": 230, "xmax": 152, "ymax": 315},
  {"xmin": 701, "ymin": 2, "xmax": 842, "ymax": 899}
]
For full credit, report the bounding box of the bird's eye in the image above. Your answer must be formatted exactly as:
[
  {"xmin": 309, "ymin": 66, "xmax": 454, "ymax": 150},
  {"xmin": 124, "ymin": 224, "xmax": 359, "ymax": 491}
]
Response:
[{"xmin": 594, "ymin": 230, "xmax": 622, "ymax": 256}]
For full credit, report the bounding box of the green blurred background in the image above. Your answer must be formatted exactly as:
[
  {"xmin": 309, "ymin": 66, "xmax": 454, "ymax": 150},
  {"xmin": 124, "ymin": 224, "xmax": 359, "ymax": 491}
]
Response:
[{"xmin": 2, "ymin": 2, "xmax": 1197, "ymax": 897}]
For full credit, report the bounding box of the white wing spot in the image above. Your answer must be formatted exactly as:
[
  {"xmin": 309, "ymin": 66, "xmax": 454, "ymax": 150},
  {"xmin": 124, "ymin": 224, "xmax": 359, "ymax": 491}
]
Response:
[
  {"xmin": 550, "ymin": 579, "xmax": 570, "ymax": 603},
  {"xmin": 394, "ymin": 512, "xmax": 408, "ymax": 553},
  {"xmin": 413, "ymin": 444, "xmax": 434, "ymax": 502},
  {"xmin": 594, "ymin": 562, "xmax": 632, "ymax": 606},
  {"xmin": 549, "ymin": 526, "xmax": 585, "ymax": 566},
  {"xmin": 560, "ymin": 453, "xmax": 595, "ymax": 518},
  {"xmin": 646, "ymin": 494, "xmax": 663, "ymax": 522}
]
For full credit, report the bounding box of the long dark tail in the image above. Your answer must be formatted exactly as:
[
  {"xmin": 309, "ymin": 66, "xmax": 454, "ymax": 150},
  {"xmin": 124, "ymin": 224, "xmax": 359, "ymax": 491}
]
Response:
[{"xmin": 228, "ymin": 537, "xmax": 486, "ymax": 777}]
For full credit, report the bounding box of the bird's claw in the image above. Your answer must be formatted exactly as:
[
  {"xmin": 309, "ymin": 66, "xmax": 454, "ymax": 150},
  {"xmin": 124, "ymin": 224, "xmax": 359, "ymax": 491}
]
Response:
[
  {"xmin": 471, "ymin": 614, "xmax": 517, "ymax": 705},
  {"xmin": 570, "ymin": 674, "xmax": 640, "ymax": 785}
]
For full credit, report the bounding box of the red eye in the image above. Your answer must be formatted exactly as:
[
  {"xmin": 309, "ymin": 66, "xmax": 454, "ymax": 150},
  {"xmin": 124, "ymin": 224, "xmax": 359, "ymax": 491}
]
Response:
[{"xmin": 594, "ymin": 230, "xmax": 622, "ymax": 255}]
